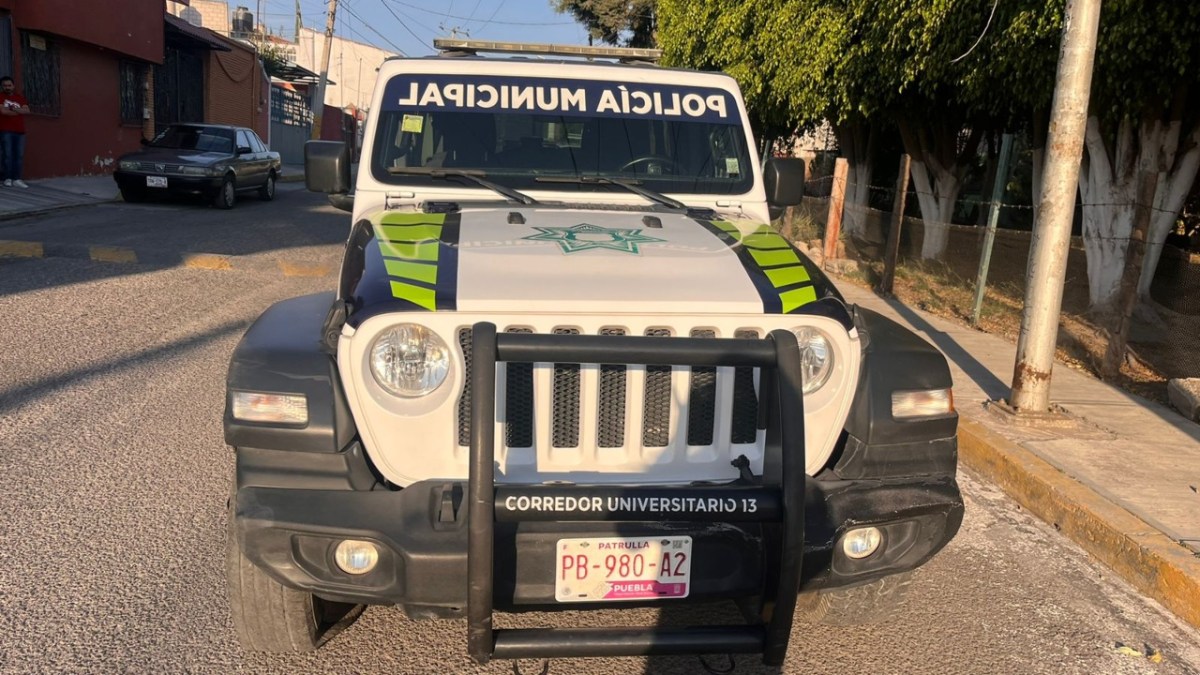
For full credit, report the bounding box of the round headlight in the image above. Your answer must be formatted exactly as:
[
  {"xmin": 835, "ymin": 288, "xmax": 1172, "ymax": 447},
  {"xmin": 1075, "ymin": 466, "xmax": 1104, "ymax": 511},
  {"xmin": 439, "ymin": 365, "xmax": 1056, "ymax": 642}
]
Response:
[
  {"xmin": 369, "ymin": 324, "xmax": 450, "ymax": 397},
  {"xmin": 792, "ymin": 326, "xmax": 834, "ymax": 394}
]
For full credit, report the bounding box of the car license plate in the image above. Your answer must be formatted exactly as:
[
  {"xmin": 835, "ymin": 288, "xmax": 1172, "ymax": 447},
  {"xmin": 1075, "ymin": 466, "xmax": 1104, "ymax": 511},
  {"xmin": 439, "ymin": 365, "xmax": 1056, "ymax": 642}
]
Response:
[
  {"xmin": 146, "ymin": 176, "xmax": 167, "ymax": 188},
  {"xmin": 554, "ymin": 536, "xmax": 692, "ymax": 602}
]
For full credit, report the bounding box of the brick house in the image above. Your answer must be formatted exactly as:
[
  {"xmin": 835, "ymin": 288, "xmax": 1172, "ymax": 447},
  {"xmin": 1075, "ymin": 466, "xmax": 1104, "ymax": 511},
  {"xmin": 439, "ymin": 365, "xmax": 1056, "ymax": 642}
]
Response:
[{"xmin": 0, "ymin": 0, "xmax": 162, "ymax": 178}]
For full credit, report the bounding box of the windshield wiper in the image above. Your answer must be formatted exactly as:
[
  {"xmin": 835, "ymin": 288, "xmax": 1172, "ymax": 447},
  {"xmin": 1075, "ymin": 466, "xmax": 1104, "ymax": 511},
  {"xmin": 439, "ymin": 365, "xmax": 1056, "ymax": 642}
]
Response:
[
  {"xmin": 535, "ymin": 175, "xmax": 687, "ymax": 211},
  {"xmin": 387, "ymin": 167, "xmax": 538, "ymax": 205}
]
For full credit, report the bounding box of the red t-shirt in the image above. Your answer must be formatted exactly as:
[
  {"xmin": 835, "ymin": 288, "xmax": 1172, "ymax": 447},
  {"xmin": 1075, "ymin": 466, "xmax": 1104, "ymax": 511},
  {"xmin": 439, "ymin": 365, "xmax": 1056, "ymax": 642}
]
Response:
[{"xmin": 0, "ymin": 93, "xmax": 28, "ymax": 133}]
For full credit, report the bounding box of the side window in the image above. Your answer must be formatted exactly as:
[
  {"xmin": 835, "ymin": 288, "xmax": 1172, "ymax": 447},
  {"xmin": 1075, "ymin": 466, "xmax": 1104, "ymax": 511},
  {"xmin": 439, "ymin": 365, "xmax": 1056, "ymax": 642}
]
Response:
[
  {"xmin": 250, "ymin": 132, "xmax": 267, "ymax": 153},
  {"xmin": 236, "ymin": 130, "xmax": 252, "ymax": 152}
]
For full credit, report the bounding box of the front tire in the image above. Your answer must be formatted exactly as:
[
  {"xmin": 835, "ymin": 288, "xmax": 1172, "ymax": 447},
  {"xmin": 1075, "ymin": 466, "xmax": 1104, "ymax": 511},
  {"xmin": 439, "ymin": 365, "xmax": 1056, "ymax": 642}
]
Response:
[
  {"xmin": 258, "ymin": 171, "xmax": 276, "ymax": 201},
  {"xmin": 213, "ymin": 175, "xmax": 236, "ymax": 210},
  {"xmin": 795, "ymin": 571, "xmax": 915, "ymax": 626},
  {"xmin": 225, "ymin": 501, "xmax": 361, "ymax": 652}
]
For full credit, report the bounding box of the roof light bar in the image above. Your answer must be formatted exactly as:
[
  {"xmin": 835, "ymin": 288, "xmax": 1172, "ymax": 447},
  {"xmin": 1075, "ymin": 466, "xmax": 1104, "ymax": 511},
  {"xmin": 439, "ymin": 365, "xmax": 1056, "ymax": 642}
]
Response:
[{"xmin": 433, "ymin": 38, "xmax": 662, "ymax": 63}]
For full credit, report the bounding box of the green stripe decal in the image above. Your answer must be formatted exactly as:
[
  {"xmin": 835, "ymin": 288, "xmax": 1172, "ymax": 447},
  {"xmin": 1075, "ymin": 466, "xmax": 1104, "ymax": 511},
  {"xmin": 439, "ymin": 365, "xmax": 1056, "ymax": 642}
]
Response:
[
  {"xmin": 389, "ymin": 280, "xmax": 438, "ymax": 311},
  {"xmin": 383, "ymin": 259, "xmax": 439, "ymax": 284},
  {"xmin": 764, "ymin": 265, "xmax": 811, "ymax": 288},
  {"xmin": 373, "ymin": 213, "xmax": 454, "ymax": 309},
  {"xmin": 780, "ymin": 286, "xmax": 819, "ymax": 313},
  {"xmin": 704, "ymin": 220, "xmax": 819, "ymax": 314},
  {"xmin": 377, "ymin": 223, "xmax": 444, "ymax": 241}
]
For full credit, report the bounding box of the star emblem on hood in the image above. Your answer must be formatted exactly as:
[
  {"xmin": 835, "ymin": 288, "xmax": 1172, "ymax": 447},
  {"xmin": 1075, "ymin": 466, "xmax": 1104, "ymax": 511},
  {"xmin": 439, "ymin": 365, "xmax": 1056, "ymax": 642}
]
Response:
[{"xmin": 522, "ymin": 223, "xmax": 666, "ymax": 255}]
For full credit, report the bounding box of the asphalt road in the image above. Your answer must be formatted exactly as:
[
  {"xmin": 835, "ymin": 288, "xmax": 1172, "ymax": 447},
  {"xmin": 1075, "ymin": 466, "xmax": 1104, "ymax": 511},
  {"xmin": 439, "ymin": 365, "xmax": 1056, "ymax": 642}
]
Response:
[{"xmin": 0, "ymin": 188, "xmax": 1197, "ymax": 674}]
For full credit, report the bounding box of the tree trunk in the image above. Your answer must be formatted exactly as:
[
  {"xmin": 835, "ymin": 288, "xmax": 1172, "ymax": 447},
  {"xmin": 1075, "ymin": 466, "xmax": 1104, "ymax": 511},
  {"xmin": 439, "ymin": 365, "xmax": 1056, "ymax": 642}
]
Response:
[
  {"xmin": 898, "ymin": 119, "xmax": 980, "ymax": 260},
  {"xmin": 1139, "ymin": 124, "xmax": 1200, "ymax": 297},
  {"xmin": 833, "ymin": 120, "xmax": 877, "ymax": 237}
]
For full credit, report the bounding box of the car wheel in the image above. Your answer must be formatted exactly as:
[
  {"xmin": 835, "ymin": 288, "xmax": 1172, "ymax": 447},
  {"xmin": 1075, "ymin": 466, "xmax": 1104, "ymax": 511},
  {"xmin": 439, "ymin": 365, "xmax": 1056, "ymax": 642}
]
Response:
[
  {"xmin": 258, "ymin": 171, "xmax": 276, "ymax": 201},
  {"xmin": 120, "ymin": 187, "xmax": 145, "ymax": 203},
  {"xmin": 225, "ymin": 492, "xmax": 362, "ymax": 652},
  {"xmin": 794, "ymin": 571, "xmax": 915, "ymax": 626},
  {"xmin": 213, "ymin": 176, "xmax": 236, "ymax": 210}
]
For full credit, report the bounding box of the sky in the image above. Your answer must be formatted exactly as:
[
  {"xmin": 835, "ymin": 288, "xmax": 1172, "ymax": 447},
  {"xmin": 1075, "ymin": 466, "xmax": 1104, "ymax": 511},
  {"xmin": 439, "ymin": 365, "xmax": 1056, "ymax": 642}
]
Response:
[{"xmin": 257, "ymin": 0, "xmax": 593, "ymax": 57}]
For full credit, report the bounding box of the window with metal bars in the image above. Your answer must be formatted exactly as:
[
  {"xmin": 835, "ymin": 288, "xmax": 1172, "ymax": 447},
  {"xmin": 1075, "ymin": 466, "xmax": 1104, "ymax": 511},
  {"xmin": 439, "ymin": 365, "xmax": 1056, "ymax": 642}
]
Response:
[
  {"xmin": 119, "ymin": 61, "xmax": 146, "ymax": 126},
  {"xmin": 19, "ymin": 31, "xmax": 59, "ymax": 116}
]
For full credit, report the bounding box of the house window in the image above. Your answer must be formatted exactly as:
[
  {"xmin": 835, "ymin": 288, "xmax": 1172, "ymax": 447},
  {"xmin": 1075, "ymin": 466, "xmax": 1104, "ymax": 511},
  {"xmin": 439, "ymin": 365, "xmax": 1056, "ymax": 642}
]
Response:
[
  {"xmin": 119, "ymin": 61, "xmax": 146, "ymax": 125},
  {"xmin": 19, "ymin": 31, "xmax": 60, "ymax": 116}
]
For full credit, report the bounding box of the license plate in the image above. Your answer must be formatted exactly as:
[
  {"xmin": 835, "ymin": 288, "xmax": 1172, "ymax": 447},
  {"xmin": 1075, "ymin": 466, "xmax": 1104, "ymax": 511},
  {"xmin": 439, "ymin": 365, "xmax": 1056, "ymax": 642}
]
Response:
[
  {"xmin": 146, "ymin": 176, "xmax": 167, "ymax": 188},
  {"xmin": 554, "ymin": 536, "xmax": 692, "ymax": 602}
]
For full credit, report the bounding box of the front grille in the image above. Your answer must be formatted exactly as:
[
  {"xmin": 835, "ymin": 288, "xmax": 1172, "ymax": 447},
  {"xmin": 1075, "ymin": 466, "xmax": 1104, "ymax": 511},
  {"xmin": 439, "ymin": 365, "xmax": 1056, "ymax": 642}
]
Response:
[
  {"xmin": 135, "ymin": 161, "xmax": 184, "ymax": 173},
  {"xmin": 505, "ymin": 327, "xmax": 535, "ymax": 448},
  {"xmin": 642, "ymin": 328, "xmax": 673, "ymax": 448},
  {"xmin": 455, "ymin": 325, "xmax": 763, "ymax": 451}
]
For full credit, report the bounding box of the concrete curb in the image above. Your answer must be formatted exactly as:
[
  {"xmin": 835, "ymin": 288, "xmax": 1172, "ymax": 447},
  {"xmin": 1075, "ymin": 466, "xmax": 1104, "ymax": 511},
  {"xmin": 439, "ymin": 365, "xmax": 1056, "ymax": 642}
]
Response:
[
  {"xmin": 0, "ymin": 239, "xmax": 334, "ymax": 278},
  {"xmin": 958, "ymin": 416, "xmax": 1200, "ymax": 629}
]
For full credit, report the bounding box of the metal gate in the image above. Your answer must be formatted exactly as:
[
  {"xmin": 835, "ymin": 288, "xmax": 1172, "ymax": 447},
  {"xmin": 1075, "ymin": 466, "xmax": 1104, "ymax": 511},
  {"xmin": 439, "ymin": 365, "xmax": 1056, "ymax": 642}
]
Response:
[
  {"xmin": 154, "ymin": 47, "xmax": 204, "ymax": 133},
  {"xmin": 269, "ymin": 85, "xmax": 312, "ymax": 164}
]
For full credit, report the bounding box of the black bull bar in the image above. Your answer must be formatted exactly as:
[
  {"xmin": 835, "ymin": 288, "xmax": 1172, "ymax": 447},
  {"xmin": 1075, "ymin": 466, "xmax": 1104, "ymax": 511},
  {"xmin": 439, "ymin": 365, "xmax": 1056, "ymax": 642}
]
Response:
[{"xmin": 467, "ymin": 323, "xmax": 809, "ymax": 666}]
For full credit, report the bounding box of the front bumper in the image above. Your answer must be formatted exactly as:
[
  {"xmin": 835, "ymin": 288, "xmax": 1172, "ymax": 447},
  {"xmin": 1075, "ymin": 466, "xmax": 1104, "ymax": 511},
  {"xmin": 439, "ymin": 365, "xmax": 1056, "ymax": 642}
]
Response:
[
  {"xmin": 235, "ymin": 475, "xmax": 963, "ymax": 611},
  {"xmin": 114, "ymin": 171, "xmax": 223, "ymax": 195}
]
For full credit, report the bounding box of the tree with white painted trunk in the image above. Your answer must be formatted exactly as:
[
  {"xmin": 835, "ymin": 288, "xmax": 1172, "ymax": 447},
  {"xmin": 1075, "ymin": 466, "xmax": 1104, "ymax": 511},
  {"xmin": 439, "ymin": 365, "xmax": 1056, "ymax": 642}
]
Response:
[{"xmin": 1073, "ymin": 0, "xmax": 1200, "ymax": 313}]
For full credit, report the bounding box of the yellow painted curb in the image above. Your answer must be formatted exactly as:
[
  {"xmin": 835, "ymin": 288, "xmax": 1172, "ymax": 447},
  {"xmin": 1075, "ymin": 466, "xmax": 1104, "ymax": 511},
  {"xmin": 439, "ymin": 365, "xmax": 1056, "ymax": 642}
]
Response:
[
  {"xmin": 0, "ymin": 240, "xmax": 44, "ymax": 258},
  {"xmin": 181, "ymin": 252, "xmax": 233, "ymax": 271},
  {"xmin": 277, "ymin": 260, "xmax": 334, "ymax": 277},
  {"xmin": 958, "ymin": 416, "xmax": 1200, "ymax": 629},
  {"xmin": 89, "ymin": 245, "xmax": 138, "ymax": 264}
]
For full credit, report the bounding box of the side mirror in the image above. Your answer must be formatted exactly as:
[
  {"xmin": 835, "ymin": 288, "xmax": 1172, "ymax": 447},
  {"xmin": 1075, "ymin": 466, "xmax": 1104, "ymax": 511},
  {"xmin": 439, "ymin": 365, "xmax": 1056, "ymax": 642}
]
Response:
[
  {"xmin": 763, "ymin": 157, "xmax": 806, "ymax": 209},
  {"xmin": 237, "ymin": 146, "xmax": 253, "ymax": 155},
  {"xmin": 305, "ymin": 140, "xmax": 351, "ymax": 195}
]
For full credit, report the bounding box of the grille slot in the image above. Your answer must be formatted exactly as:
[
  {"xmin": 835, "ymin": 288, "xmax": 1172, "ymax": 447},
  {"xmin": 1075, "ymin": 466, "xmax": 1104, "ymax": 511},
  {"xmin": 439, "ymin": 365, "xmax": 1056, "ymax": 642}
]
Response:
[
  {"xmin": 551, "ymin": 328, "xmax": 581, "ymax": 448},
  {"xmin": 597, "ymin": 328, "xmax": 627, "ymax": 448},
  {"xmin": 687, "ymin": 329, "xmax": 718, "ymax": 446},
  {"xmin": 731, "ymin": 329, "xmax": 760, "ymax": 443},
  {"xmin": 641, "ymin": 328, "xmax": 673, "ymax": 448},
  {"xmin": 505, "ymin": 327, "xmax": 534, "ymax": 448},
  {"xmin": 457, "ymin": 328, "xmax": 473, "ymax": 447}
]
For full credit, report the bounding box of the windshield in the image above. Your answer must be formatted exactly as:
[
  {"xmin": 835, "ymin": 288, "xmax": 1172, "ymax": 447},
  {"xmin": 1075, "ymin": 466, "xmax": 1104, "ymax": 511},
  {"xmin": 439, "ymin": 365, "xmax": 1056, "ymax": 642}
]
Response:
[
  {"xmin": 370, "ymin": 74, "xmax": 754, "ymax": 195},
  {"xmin": 150, "ymin": 126, "xmax": 235, "ymax": 153}
]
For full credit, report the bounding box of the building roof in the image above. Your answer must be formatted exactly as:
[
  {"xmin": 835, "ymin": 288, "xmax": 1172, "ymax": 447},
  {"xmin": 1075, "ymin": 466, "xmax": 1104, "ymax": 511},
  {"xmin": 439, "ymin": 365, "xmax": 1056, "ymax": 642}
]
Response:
[{"xmin": 164, "ymin": 13, "xmax": 232, "ymax": 52}]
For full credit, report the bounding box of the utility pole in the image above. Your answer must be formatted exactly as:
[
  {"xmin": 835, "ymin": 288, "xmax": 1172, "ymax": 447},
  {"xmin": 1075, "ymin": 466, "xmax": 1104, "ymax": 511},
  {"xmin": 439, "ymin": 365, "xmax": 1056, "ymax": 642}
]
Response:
[
  {"xmin": 310, "ymin": 0, "xmax": 338, "ymax": 140},
  {"xmin": 1009, "ymin": 0, "xmax": 1103, "ymax": 412},
  {"xmin": 295, "ymin": 0, "xmax": 302, "ymax": 42}
]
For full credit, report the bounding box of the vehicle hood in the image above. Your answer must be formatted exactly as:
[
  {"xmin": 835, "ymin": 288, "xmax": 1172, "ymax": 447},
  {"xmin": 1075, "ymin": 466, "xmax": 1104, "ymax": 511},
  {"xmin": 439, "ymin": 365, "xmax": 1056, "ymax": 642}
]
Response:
[
  {"xmin": 119, "ymin": 148, "xmax": 231, "ymax": 165},
  {"xmin": 344, "ymin": 205, "xmax": 831, "ymax": 322}
]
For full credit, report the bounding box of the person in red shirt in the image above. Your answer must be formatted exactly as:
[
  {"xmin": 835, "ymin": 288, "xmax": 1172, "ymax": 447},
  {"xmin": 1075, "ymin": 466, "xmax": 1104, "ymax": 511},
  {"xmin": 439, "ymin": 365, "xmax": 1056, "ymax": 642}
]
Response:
[{"xmin": 0, "ymin": 76, "xmax": 31, "ymax": 188}]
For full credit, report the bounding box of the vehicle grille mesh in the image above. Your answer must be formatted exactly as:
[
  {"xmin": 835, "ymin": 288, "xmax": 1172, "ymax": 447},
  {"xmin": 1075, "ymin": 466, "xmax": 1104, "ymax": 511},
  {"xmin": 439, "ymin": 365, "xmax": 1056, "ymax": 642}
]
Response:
[
  {"xmin": 731, "ymin": 329, "xmax": 760, "ymax": 443},
  {"xmin": 457, "ymin": 328, "xmax": 473, "ymax": 447},
  {"xmin": 641, "ymin": 328, "xmax": 673, "ymax": 448},
  {"xmin": 597, "ymin": 328, "xmax": 627, "ymax": 448},
  {"xmin": 454, "ymin": 325, "xmax": 764, "ymax": 451},
  {"xmin": 504, "ymin": 327, "xmax": 534, "ymax": 448},
  {"xmin": 686, "ymin": 329, "xmax": 717, "ymax": 446},
  {"xmin": 551, "ymin": 328, "xmax": 581, "ymax": 448}
]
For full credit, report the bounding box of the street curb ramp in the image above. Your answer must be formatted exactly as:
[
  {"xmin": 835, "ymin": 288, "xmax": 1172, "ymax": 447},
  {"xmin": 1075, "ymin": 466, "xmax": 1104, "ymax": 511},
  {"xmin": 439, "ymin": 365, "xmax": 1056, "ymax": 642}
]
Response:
[{"xmin": 958, "ymin": 417, "xmax": 1200, "ymax": 629}]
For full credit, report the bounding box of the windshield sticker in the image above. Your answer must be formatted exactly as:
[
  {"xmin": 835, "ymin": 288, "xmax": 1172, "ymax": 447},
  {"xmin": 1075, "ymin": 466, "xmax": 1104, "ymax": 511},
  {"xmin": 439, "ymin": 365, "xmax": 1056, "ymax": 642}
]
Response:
[
  {"xmin": 522, "ymin": 223, "xmax": 665, "ymax": 255},
  {"xmin": 724, "ymin": 157, "xmax": 740, "ymax": 176},
  {"xmin": 400, "ymin": 114, "xmax": 424, "ymax": 133},
  {"xmin": 382, "ymin": 75, "xmax": 739, "ymax": 124}
]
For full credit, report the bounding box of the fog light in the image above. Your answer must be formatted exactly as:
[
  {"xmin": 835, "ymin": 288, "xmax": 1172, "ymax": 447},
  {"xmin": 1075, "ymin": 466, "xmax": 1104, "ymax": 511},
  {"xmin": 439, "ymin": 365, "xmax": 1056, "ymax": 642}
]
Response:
[
  {"xmin": 231, "ymin": 391, "xmax": 308, "ymax": 424},
  {"xmin": 842, "ymin": 527, "xmax": 882, "ymax": 560},
  {"xmin": 334, "ymin": 539, "xmax": 379, "ymax": 575}
]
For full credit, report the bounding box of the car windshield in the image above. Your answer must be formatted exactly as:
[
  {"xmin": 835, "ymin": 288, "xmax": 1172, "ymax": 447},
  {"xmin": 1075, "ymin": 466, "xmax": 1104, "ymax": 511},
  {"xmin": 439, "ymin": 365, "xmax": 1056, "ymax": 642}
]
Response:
[
  {"xmin": 370, "ymin": 74, "xmax": 754, "ymax": 196},
  {"xmin": 150, "ymin": 126, "xmax": 235, "ymax": 153}
]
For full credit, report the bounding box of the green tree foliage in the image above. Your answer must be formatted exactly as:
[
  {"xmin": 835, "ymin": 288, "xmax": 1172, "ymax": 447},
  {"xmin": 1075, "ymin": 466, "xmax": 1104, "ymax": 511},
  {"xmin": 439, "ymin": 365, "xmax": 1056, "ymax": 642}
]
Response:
[{"xmin": 553, "ymin": 0, "xmax": 658, "ymax": 48}]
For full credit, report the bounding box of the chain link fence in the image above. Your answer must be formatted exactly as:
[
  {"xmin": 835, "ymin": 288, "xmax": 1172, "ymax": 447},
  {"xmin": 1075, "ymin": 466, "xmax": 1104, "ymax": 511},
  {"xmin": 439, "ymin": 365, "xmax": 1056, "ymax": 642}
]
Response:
[{"xmin": 777, "ymin": 162, "xmax": 1200, "ymax": 406}]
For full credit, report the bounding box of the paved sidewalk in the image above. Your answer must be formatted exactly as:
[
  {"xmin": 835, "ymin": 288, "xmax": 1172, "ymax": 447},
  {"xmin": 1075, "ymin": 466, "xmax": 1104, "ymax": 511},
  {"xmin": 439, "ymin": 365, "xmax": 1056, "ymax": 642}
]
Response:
[
  {"xmin": 830, "ymin": 274, "xmax": 1200, "ymax": 629},
  {"xmin": 0, "ymin": 165, "xmax": 306, "ymax": 222}
]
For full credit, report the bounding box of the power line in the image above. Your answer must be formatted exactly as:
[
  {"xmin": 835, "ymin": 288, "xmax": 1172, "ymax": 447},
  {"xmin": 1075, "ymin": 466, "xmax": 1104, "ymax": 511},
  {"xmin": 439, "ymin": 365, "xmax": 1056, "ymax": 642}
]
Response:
[
  {"xmin": 337, "ymin": 1, "xmax": 407, "ymax": 53},
  {"xmin": 473, "ymin": 0, "xmax": 508, "ymax": 32},
  {"xmin": 382, "ymin": 0, "xmax": 576, "ymax": 26},
  {"xmin": 377, "ymin": 0, "xmax": 433, "ymax": 49}
]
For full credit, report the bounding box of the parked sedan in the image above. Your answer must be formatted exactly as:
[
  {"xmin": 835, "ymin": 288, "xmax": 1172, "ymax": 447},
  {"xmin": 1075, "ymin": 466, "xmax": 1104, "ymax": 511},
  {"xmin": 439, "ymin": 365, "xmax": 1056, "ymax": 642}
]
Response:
[{"xmin": 114, "ymin": 124, "xmax": 282, "ymax": 209}]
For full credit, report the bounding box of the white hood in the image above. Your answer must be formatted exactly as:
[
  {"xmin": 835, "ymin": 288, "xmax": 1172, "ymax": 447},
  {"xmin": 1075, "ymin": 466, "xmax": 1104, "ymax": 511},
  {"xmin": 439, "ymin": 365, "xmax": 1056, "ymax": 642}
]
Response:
[{"xmin": 452, "ymin": 207, "xmax": 764, "ymax": 315}]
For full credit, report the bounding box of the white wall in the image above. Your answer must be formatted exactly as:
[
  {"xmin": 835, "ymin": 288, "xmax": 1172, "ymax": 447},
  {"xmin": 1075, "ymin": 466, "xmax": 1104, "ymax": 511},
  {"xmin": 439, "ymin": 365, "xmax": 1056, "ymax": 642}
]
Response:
[{"xmin": 295, "ymin": 27, "xmax": 399, "ymax": 113}]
